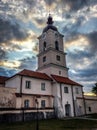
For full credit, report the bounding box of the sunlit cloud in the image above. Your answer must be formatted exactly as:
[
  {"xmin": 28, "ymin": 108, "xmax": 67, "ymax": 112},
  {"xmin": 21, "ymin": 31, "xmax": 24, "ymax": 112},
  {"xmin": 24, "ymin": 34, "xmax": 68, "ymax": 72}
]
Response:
[
  {"xmin": 0, "ymin": 60, "xmax": 21, "ymax": 68},
  {"xmin": 64, "ymin": 35, "xmax": 89, "ymax": 51}
]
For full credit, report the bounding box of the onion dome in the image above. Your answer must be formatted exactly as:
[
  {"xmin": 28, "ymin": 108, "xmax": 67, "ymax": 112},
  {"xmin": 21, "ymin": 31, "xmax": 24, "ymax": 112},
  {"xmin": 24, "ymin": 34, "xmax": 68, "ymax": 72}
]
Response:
[{"xmin": 43, "ymin": 15, "xmax": 58, "ymax": 33}]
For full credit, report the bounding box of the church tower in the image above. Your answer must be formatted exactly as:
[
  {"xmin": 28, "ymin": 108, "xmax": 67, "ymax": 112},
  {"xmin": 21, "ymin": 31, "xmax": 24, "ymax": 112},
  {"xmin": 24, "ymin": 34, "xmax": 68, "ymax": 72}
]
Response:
[{"xmin": 37, "ymin": 15, "xmax": 68, "ymax": 77}]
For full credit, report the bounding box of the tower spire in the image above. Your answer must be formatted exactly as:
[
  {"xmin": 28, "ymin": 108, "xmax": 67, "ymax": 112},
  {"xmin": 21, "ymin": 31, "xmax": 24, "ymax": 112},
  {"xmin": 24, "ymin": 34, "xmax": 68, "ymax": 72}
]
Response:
[{"xmin": 47, "ymin": 14, "xmax": 53, "ymax": 25}]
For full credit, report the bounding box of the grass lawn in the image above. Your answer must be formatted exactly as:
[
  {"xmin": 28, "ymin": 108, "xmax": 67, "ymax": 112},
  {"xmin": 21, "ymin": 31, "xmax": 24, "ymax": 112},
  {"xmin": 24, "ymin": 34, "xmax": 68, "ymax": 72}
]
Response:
[
  {"xmin": 86, "ymin": 113, "xmax": 97, "ymax": 119},
  {"xmin": 0, "ymin": 118, "xmax": 97, "ymax": 130}
]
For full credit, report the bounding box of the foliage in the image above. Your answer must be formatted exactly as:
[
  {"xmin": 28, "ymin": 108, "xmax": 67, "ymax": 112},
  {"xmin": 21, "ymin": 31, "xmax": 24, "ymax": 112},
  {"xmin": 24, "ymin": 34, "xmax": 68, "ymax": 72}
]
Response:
[{"xmin": 92, "ymin": 83, "xmax": 97, "ymax": 96}]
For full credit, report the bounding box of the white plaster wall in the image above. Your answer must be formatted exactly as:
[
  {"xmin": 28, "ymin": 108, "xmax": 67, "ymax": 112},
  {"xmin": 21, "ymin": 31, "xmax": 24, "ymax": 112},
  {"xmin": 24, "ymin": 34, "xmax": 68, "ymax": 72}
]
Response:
[
  {"xmin": 5, "ymin": 75, "xmax": 21, "ymax": 93},
  {"xmin": 77, "ymin": 96, "xmax": 97, "ymax": 114},
  {"xmin": 84, "ymin": 96, "xmax": 97, "ymax": 114},
  {"xmin": 52, "ymin": 83, "xmax": 74, "ymax": 116},
  {"xmin": 37, "ymin": 96, "xmax": 52, "ymax": 108},
  {"xmin": 52, "ymin": 83, "xmax": 61, "ymax": 97},
  {"xmin": 38, "ymin": 50, "xmax": 66, "ymax": 69},
  {"xmin": 73, "ymin": 86, "xmax": 84, "ymax": 116},
  {"xmin": 76, "ymin": 98, "xmax": 85, "ymax": 116},
  {"xmin": 85, "ymin": 100, "xmax": 97, "ymax": 114},
  {"xmin": 73, "ymin": 86, "xmax": 83, "ymax": 100},
  {"xmin": 39, "ymin": 30, "xmax": 64, "ymax": 53},
  {"xmin": 52, "ymin": 83, "xmax": 58, "ymax": 97},
  {"xmin": 61, "ymin": 84, "xmax": 74, "ymax": 117},
  {"xmin": 20, "ymin": 95, "xmax": 53, "ymax": 108},
  {"xmin": 38, "ymin": 66, "xmax": 68, "ymax": 77},
  {"xmin": 52, "ymin": 83, "xmax": 84, "ymax": 117},
  {"xmin": 21, "ymin": 77, "xmax": 52, "ymax": 95},
  {"xmin": 16, "ymin": 97, "xmax": 22, "ymax": 108},
  {"xmin": 22, "ymin": 95, "xmax": 34, "ymax": 108}
]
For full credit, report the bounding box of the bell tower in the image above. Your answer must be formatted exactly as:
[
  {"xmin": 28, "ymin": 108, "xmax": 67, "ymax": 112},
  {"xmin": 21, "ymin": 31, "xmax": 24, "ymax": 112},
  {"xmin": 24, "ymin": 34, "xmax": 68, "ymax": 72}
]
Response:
[{"xmin": 37, "ymin": 15, "xmax": 68, "ymax": 77}]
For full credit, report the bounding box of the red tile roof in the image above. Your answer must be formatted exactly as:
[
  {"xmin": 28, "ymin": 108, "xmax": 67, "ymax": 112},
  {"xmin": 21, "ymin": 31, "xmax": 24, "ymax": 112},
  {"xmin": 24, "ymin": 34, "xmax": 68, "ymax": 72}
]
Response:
[
  {"xmin": 17, "ymin": 69, "xmax": 52, "ymax": 81},
  {"xmin": 51, "ymin": 74, "xmax": 82, "ymax": 86},
  {"xmin": 0, "ymin": 76, "xmax": 8, "ymax": 84}
]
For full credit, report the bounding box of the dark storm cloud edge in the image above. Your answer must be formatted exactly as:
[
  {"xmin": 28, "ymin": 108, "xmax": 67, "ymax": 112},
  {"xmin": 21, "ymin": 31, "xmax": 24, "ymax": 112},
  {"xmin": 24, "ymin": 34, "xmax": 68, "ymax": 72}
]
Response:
[
  {"xmin": 0, "ymin": 16, "xmax": 31, "ymax": 60},
  {"xmin": 66, "ymin": 31, "xmax": 97, "ymax": 87},
  {"xmin": 44, "ymin": 0, "xmax": 96, "ymax": 11},
  {"xmin": 0, "ymin": 56, "xmax": 37, "ymax": 77},
  {"xmin": 0, "ymin": 0, "xmax": 97, "ymax": 91},
  {"xmin": 0, "ymin": 18, "xmax": 28, "ymax": 43}
]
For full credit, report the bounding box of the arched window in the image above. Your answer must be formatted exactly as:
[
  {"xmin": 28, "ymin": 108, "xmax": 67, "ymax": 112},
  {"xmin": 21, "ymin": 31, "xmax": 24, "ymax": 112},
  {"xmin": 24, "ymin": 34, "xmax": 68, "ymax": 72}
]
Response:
[
  {"xmin": 41, "ymin": 100, "xmax": 45, "ymax": 108},
  {"xmin": 55, "ymin": 41, "xmax": 59, "ymax": 50},
  {"xmin": 43, "ymin": 42, "xmax": 46, "ymax": 51},
  {"xmin": 24, "ymin": 100, "xmax": 29, "ymax": 108}
]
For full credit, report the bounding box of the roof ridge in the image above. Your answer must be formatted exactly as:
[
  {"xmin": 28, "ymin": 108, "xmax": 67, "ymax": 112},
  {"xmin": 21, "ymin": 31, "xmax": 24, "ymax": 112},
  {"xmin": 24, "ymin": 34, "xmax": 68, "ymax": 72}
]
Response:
[
  {"xmin": 7, "ymin": 69, "xmax": 52, "ymax": 81},
  {"xmin": 51, "ymin": 74, "xmax": 68, "ymax": 78},
  {"xmin": 51, "ymin": 74, "xmax": 82, "ymax": 86}
]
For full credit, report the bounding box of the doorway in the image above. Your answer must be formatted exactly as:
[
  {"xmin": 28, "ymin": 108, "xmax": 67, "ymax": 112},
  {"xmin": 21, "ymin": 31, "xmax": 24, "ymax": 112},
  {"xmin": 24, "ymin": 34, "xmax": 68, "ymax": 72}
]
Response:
[{"xmin": 65, "ymin": 104, "xmax": 71, "ymax": 116}]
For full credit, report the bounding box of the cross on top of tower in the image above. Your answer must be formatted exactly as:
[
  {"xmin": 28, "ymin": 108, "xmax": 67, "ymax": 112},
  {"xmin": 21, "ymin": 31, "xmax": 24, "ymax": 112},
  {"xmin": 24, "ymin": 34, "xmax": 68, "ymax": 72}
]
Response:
[
  {"xmin": 43, "ymin": 14, "xmax": 57, "ymax": 33},
  {"xmin": 47, "ymin": 14, "xmax": 53, "ymax": 25}
]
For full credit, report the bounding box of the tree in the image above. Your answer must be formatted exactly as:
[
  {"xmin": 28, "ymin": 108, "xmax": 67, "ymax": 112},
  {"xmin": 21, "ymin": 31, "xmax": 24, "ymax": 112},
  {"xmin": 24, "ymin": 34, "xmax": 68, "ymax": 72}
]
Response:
[{"xmin": 92, "ymin": 83, "xmax": 97, "ymax": 96}]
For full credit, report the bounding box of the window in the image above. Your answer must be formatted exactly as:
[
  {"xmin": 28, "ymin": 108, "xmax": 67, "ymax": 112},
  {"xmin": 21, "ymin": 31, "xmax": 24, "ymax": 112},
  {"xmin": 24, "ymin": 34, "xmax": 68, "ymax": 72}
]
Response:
[
  {"xmin": 43, "ymin": 56, "xmax": 46, "ymax": 62},
  {"xmin": 88, "ymin": 107, "xmax": 91, "ymax": 112},
  {"xmin": 64, "ymin": 87, "xmax": 69, "ymax": 93},
  {"xmin": 43, "ymin": 42, "xmax": 46, "ymax": 51},
  {"xmin": 24, "ymin": 100, "xmax": 29, "ymax": 108},
  {"xmin": 56, "ymin": 55, "xmax": 60, "ymax": 61},
  {"xmin": 41, "ymin": 83, "xmax": 45, "ymax": 91},
  {"xmin": 75, "ymin": 88, "xmax": 79, "ymax": 94},
  {"xmin": 41, "ymin": 100, "xmax": 45, "ymax": 108},
  {"xmin": 55, "ymin": 32, "xmax": 58, "ymax": 38},
  {"xmin": 59, "ymin": 71, "xmax": 61, "ymax": 75},
  {"xmin": 55, "ymin": 41, "xmax": 59, "ymax": 50},
  {"xmin": 25, "ymin": 81, "xmax": 31, "ymax": 89}
]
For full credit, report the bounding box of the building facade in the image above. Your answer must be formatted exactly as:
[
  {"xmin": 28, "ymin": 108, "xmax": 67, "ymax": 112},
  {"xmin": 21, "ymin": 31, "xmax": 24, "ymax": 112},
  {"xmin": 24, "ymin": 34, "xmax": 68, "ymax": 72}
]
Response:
[{"xmin": 0, "ymin": 15, "xmax": 97, "ymax": 119}]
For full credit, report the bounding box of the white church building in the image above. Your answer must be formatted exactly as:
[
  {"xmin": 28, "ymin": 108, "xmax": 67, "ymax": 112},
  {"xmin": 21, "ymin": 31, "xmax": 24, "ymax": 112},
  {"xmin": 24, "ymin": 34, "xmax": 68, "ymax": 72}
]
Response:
[{"xmin": 0, "ymin": 15, "xmax": 97, "ymax": 119}]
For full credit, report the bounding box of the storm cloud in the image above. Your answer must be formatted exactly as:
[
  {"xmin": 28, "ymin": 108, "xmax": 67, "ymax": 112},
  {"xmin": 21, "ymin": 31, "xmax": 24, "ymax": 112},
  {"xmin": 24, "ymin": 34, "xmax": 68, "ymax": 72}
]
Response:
[
  {"xmin": 0, "ymin": 0, "xmax": 97, "ymax": 93},
  {"xmin": 0, "ymin": 18, "xmax": 28, "ymax": 43}
]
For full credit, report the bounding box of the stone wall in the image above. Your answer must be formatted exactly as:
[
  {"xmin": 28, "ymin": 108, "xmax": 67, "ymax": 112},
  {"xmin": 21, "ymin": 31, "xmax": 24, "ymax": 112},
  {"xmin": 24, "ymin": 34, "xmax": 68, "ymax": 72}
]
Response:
[
  {"xmin": 0, "ymin": 108, "xmax": 55, "ymax": 123},
  {"xmin": 0, "ymin": 87, "xmax": 16, "ymax": 108}
]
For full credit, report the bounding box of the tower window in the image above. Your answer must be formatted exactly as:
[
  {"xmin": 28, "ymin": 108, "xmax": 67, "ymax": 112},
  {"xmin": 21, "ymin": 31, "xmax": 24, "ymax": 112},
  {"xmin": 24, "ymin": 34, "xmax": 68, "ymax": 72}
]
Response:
[
  {"xmin": 43, "ymin": 42, "xmax": 46, "ymax": 51},
  {"xmin": 43, "ymin": 56, "xmax": 46, "ymax": 62},
  {"xmin": 56, "ymin": 55, "xmax": 60, "ymax": 61},
  {"xmin": 59, "ymin": 71, "xmax": 61, "ymax": 75},
  {"xmin": 55, "ymin": 41, "xmax": 59, "ymax": 50},
  {"xmin": 64, "ymin": 87, "xmax": 69, "ymax": 93}
]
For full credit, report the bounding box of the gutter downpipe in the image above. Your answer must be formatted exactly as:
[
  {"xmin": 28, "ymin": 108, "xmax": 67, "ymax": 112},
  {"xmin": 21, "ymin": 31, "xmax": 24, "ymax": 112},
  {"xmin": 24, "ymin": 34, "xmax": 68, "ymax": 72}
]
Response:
[
  {"xmin": 60, "ymin": 83, "xmax": 63, "ymax": 104},
  {"xmin": 71, "ymin": 85, "xmax": 76, "ymax": 117},
  {"xmin": 20, "ymin": 76, "xmax": 23, "ymax": 95},
  {"xmin": 81, "ymin": 87, "xmax": 87, "ymax": 115}
]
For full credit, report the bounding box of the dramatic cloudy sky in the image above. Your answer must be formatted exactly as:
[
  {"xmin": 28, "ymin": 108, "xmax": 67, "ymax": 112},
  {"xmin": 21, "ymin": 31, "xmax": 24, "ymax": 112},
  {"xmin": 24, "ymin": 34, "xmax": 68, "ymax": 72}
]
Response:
[{"xmin": 0, "ymin": 0, "xmax": 97, "ymax": 92}]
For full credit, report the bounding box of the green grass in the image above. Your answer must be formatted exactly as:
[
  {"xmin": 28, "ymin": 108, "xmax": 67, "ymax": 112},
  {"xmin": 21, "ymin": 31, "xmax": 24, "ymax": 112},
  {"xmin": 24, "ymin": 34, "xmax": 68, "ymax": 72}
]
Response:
[
  {"xmin": 0, "ymin": 118, "xmax": 97, "ymax": 130},
  {"xmin": 86, "ymin": 113, "xmax": 97, "ymax": 119}
]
